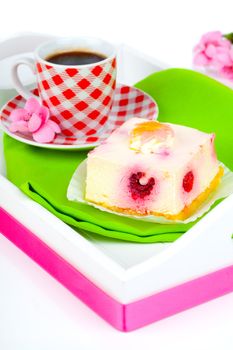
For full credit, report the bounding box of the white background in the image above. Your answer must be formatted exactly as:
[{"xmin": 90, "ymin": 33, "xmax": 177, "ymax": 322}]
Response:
[{"xmin": 0, "ymin": 0, "xmax": 233, "ymax": 349}]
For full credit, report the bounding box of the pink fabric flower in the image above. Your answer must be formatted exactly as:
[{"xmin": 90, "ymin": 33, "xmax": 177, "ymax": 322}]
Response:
[
  {"xmin": 9, "ymin": 97, "xmax": 61, "ymax": 143},
  {"xmin": 219, "ymin": 49, "xmax": 233, "ymax": 81},
  {"xmin": 193, "ymin": 31, "xmax": 231, "ymax": 67},
  {"xmin": 220, "ymin": 65, "xmax": 233, "ymax": 81}
]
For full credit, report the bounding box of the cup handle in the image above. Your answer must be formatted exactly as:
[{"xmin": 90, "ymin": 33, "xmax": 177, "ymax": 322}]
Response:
[{"xmin": 11, "ymin": 57, "xmax": 37, "ymax": 100}]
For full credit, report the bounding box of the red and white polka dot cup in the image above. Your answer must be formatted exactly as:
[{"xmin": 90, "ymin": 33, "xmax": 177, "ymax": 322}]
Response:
[{"xmin": 11, "ymin": 37, "xmax": 117, "ymax": 139}]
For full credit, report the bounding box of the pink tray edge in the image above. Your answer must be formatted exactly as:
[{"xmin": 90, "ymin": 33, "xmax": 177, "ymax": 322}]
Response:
[{"xmin": 0, "ymin": 206, "xmax": 233, "ymax": 332}]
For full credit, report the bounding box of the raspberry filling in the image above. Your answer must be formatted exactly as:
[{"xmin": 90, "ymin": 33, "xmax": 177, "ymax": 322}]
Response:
[
  {"xmin": 183, "ymin": 171, "xmax": 194, "ymax": 192},
  {"xmin": 129, "ymin": 172, "xmax": 155, "ymax": 200}
]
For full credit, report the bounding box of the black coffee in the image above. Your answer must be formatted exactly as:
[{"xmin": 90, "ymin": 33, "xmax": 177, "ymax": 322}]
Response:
[{"xmin": 46, "ymin": 50, "xmax": 107, "ymax": 66}]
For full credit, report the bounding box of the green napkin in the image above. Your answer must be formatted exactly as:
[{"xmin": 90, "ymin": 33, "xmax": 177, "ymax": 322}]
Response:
[{"xmin": 4, "ymin": 68, "xmax": 233, "ymax": 243}]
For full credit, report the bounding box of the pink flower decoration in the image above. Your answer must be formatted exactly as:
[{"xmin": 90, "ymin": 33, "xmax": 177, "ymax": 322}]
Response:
[
  {"xmin": 219, "ymin": 49, "xmax": 233, "ymax": 81},
  {"xmin": 220, "ymin": 65, "xmax": 233, "ymax": 81},
  {"xmin": 193, "ymin": 31, "xmax": 231, "ymax": 67},
  {"xmin": 9, "ymin": 97, "xmax": 61, "ymax": 143}
]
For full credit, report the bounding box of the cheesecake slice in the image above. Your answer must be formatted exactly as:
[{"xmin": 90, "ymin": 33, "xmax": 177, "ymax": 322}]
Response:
[{"xmin": 85, "ymin": 118, "xmax": 223, "ymax": 220}]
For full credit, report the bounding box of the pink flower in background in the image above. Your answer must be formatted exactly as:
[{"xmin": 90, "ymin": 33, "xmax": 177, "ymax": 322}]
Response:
[
  {"xmin": 193, "ymin": 31, "xmax": 231, "ymax": 67},
  {"xmin": 219, "ymin": 49, "xmax": 233, "ymax": 81},
  {"xmin": 220, "ymin": 65, "xmax": 233, "ymax": 81},
  {"xmin": 213, "ymin": 46, "xmax": 233, "ymax": 68},
  {"xmin": 9, "ymin": 97, "xmax": 61, "ymax": 143}
]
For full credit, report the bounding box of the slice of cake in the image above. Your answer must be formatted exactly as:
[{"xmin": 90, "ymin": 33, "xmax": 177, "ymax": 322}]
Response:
[{"xmin": 85, "ymin": 118, "xmax": 223, "ymax": 220}]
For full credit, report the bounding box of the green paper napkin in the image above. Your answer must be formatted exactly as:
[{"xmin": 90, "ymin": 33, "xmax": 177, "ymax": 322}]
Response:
[{"xmin": 3, "ymin": 68, "xmax": 233, "ymax": 243}]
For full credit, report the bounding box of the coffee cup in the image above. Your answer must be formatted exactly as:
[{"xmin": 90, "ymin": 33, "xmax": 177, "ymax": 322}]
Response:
[{"xmin": 11, "ymin": 37, "xmax": 117, "ymax": 139}]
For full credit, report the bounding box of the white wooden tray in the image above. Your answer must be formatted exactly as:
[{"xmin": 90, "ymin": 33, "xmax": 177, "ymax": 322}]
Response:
[{"xmin": 0, "ymin": 34, "xmax": 232, "ymax": 331}]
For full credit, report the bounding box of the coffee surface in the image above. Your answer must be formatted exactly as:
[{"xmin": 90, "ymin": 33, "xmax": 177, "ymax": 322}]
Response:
[{"xmin": 46, "ymin": 50, "xmax": 106, "ymax": 66}]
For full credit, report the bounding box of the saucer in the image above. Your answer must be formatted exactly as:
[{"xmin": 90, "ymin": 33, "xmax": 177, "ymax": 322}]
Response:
[{"xmin": 0, "ymin": 84, "xmax": 158, "ymax": 150}]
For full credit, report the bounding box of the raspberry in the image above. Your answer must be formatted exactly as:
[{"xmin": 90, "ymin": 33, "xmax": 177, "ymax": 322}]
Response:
[
  {"xmin": 129, "ymin": 172, "xmax": 155, "ymax": 200},
  {"xmin": 183, "ymin": 171, "xmax": 194, "ymax": 192}
]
